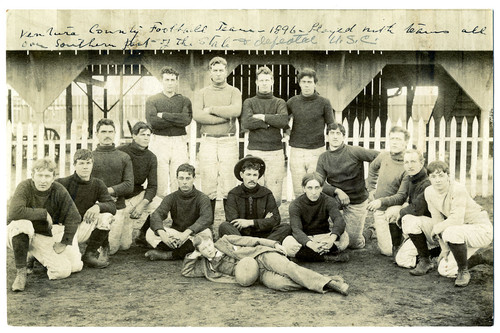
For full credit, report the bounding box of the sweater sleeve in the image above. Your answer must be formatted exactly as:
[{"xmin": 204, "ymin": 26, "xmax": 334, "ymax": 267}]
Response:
[
  {"xmin": 192, "ymin": 89, "xmax": 228, "ymax": 125},
  {"xmin": 224, "ymin": 191, "xmax": 240, "ymax": 222},
  {"xmin": 209, "ymin": 88, "xmax": 242, "ymax": 119},
  {"xmin": 241, "ymin": 99, "xmax": 267, "ymax": 130},
  {"xmin": 150, "ymin": 195, "xmax": 173, "ymax": 233},
  {"xmin": 380, "ymin": 175, "xmax": 410, "ymax": 207},
  {"xmin": 327, "ymin": 198, "xmax": 346, "ymax": 237},
  {"xmin": 253, "ymin": 193, "xmax": 281, "ymax": 232},
  {"xmin": 400, "ymin": 192, "xmax": 428, "ymax": 218},
  {"xmin": 96, "ymin": 180, "xmax": 117, "ymax": 215},
  {"xmin": 161, "ymin": 97, "xmax": 193, "ymax": 127},
  {"xmin": 289, "ymin": 200, "xmax": 311, "ymax": 246},
  {"xmin": 187, "ymin": 194, "xmax": 214, "ymax": 234},
  {"xmin": 143, "ymin": 154, "xmax": 158, "ymax": 202},
  {"xmin": 7, "ymin": 181, "xmax": 48, "ymax": 223},
  {"xmin": 366, "ymin": 153, "xmax": 383, "ymax": 192},
  {"xmin": 424, "ymin": 187, "xmax": 446, "ymax": 224},
  {"xmin": 316, "ymin": 154, "xmax": 338, "ymax": 195},
  {"xmin": 264, "ymin": 99, "xmax": 289, "ymax": 129},
  {"xmin": 110, "ymin": 154, "xmax": 134, "ymax": 198},
  {"xmin": 56, "ymin": 188, "xmax": 82, "ymax": 245},
  {"xmin": 431, "ymin": 185, "xmax": 469, "ymax": 231},
  {"xmin": 145, "ymin": 97, "xmax": 173, "ymax": 130},
  {"xmin": 323, "ymin": 99, "xmax": 335, "ymax": 125}
]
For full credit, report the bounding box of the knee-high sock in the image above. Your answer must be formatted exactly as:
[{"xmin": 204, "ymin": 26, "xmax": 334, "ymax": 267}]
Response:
[
  {"xmin": 210, "ymin": 199, "xmax": 217, "ymax": 220},
  {"xmin": 408, "ymin": 233, "xmax": 430, "ymax": 259},
  {"xmin": 295, "ymin": 246, "xmax": 324, "ymax": 262},
  {"xmin": 140, "ymin": 215, "xmax": 151, "ymax": 234},
  {"xmin": 86, "ymin": 229, "xmax": 110, "ymax": 253},
  {"xmin": 12, "ymin": 233, "xmax": 30, "ymax": 269},
  {"xmin": 448, "ymin": 242, "xmax": 468, "ymax": 271},
  {"xmin": 389, "ymin": 223, "xmax": 403, "ymax": 248}
]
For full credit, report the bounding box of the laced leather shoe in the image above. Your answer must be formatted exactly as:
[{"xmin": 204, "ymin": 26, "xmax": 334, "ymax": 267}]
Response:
[
  {"xmin": 12, "ymin": 267, "xmax": 27, "ymax": 292},
  {"xmin": 326, "ymin": 276, "xmax": 349, "ymax": 295},
  {"xmin": 410, "ymin": 257, "xmax": 433, "ymax": 276},
  {"xmin": 455, "ymin": 268, "xmax": 471, "ymax": 287},
  {"xmin": 145, "ymin": 249, "xmax": 174, "ymax": 261}
]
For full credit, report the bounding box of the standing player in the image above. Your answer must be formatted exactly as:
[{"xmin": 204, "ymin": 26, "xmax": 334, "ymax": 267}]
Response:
[
  {"xmin": 193, "ymin": 56, "xmax": 242, "ymax": 217},
  {"xmin": 287, "ymin": 68, "xmax": 335, "ymax": 199},
  {"xmin": 146, "ymin": 66, "xmax": 192, "ymax": 197},
  {"xmin": 241, "ymin": 66, "xmax": 288, "ymax": 206}
]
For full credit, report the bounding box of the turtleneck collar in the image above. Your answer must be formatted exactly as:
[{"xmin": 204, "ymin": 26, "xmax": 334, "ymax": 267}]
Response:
[
  {"xmin": 242, "ymin": 183, "xmax": 261, "ymax": 194},
  {"xmin": 300, "ymin": 92, "xmax": 318, "ymax": 101},
  {"xmin": 303, "ymin": 192, "xmax": 324, "ymax": 206},
  {"xmin": 71, "ymin": 172, "xmax": 92, "ymax": 185},
  {"xmin": 390, "ymin": 151, "xmax": 405, "ymax": 162},
  {"xmin": 329, "ymin": 143, "xmax": 345, "ymax": 153},
  {"xmin": 29, "ymin": 179, "xmax": 52, "ymax": 196},
  {"xmin": 256, "ymin": 91, "xmax": 274, "ymax": 99},
  {"xmin": 177, "ymin": 186, "xmax": 197, "ymax": 199},
  {"xmin": 129, "ymin": 141, "xmax": 148, "ymax": 154},
  {"xmin": 162, "ymin": 92, "xmax": 178, "ymax": 98},
  {"xmin": 410, "ymin": 167, "xmax": 428, "ymax": 183},
  {"xmin": 96, "ymin": 144, "xmax": 116, "ymax": 152},
  {"xmin": 211, "ymin": 81, "xmax": 228, "ymax": 90}
]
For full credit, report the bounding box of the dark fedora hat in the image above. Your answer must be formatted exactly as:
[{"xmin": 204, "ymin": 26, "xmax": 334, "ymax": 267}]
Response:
[{"xmin": 234, "ymin": 155, "xmax": 266, "ymax": 181}]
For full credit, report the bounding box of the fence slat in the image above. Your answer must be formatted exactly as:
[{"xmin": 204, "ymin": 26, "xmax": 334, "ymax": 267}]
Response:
[
  {"xmin": 27, "ymin": 123, "xmax": 34, "ymax": 179},
  {"xmin": 385, "ymin": 118, "xmax": 392, "ymax": 150},
  {"xmin": 449, "ymin": 117, "xmax": 457, "ymax": 181},
  {"xmin": 374, "ymin": 117, "xmax": 381, "ymax": 151},
  {"xmin": 352, "ymin": 118, "xmax": 360, "ymax": 146},
  {"xmin": 469, "ymin": 117, "xmax": 479, "ymax": 198},
  {"xmin": 438, "ymin": 117, "xmax": 446, "ymax": 162},
  {"xmin": 427, "ymin": 117, "xmax": 436, "ymax": 163},
  {"xmin": 459, "ymin": 118, "xmax": 468, "ymax": 185},
  {"xmin": 407, "ymin": 117, "xmax": 414, "ymax": 150},
  {"xmin": 59, "ymin": 123, "xmax": 66, "ymax": 178},
  {"xmin": 37, "ymin": 123, "xmax": 45, "ymax": 159},
  {"xmin": 481, "ymin": 116, "xmax": 490, "ymax": 197},
  {"xmin": 417, "ymin": 118, "xmax": 426, "ymax": 152},
  {"xmin": 7, "ymin": 121, "xmax": 12, "ymax": 196},
  {"xmin": 16, "ymin": 123, "xmax": 23, "ymax": 187},
  {"xmin": 70, "ymin": 121, "xmax": 78, "ymax": 175}
]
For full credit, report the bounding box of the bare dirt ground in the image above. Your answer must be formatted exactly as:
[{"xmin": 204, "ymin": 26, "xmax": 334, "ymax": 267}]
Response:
[{"xmin": 5, "ymin": 197, "xmax": 494, "ymax": 327}]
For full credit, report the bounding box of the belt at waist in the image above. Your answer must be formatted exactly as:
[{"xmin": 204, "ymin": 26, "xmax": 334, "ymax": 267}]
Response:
[{"xmin": 201, "ymin": 133, "xmax": 236, "ymax": 138}]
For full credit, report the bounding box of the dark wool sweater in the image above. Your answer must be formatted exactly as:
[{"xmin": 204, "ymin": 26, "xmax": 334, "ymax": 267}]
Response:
[
  {"xmin": 225, "ymin": 184, "xmax": 281, "ymax": 233},
  {"xmin": 91, "ymin": 144, "xmax": 134, "ymax": 210},
  {"xmin": 380, "ymin": 167, "xmax": 431, "ymax": 218},
  {"xmin": 117, "ymin": 141, "xmax": 158, "ymax": 202},
  {"xmin": 316, "ymin": 144, "xmax": 379, "ymax": 204},
  {"xmin": 289, "ymin": 193, "xmax": 346, "ymax": 246},
  {"xmin": 7, "ymin": 179, "xmax": 81, "ymax": 245},
  {"xmin": 286, "ymin": 93, "xmax": 335, "ymax": 149},
  {"xmin": 56, "ymin": 173, "xmax": 116, "ymax": 218},
  {"xmin": 150, "ymin": 186, "xmax": 213, "ymax": 234},
  {"xmin": 241, "ymin": 92, "xmax": 288, "ymax": 151},
  {"xmin": 145, "ymin": 93, "xmax": 192, "ymax": 136}
]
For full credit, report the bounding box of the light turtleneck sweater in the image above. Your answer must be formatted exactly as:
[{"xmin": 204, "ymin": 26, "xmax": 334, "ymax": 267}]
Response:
[
  {"xmin": 150, "ymin": 186, "xmax": 213, "ymax": 235},
  {"xmin": 286, "ymin": 92, "xmax": 335, "ymax": 149},
  {"xmin": 366, "ymin": 150, "xmax": 407, "ymax": 205},
  {"xmin": 117, "ymin": 141, "xmax": 158, "ymax": 201},
  {"xmin": 193, "ymin": 81, "xmax": 242, "ymax": 135},
  {"xmin": 289, "ymin": 192, "xmax": 346, "ymax": 246},
  {"xmin": 241, "ymin": 91, "xmax": 288, "ymax": 151}
]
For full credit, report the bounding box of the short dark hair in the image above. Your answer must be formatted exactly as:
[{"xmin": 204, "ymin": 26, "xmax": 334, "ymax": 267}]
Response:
[
  {"xmin": 208, "ymin": 56, "xmax": 227, "ymax": 70},
  {"xmin": 32, "ymin": 157, "xmax": 57, "ymax": 176},
  {"xmin": 256, "ymin": 66, "xmax": 273, "ymax": 77},
  {"xmin": 241, "ymin": 161, "xmax": 262, "ymax": 173},
  {"xmin": 301, "ymin": 172, "xmax": 325, "ymax": 188},
  {"xmin": 176, "ymin": 163, "xmax": 196, "ymax": 178},
  {"xmin": 160, "ymin": 66, "xmax": 179, "ymax": 78},
  {"xmin": 73, "ymin": 149, "xmax": 93, "ymax": 165},
  {"xmin": 327, "ymin": 122, "xmax": 346, "ymax": 136},
  {"xmin": 297, "ymin": 68, "xmax": 318, "ymax": 83},
  {"xmin": 427, "ymin": 161, "xmax": 450, "ymax": 175},
  {"xmin": 96, "ymin": 118, "xmax": 115, "ymax": 132},
  {"xmin": 390, "ymin": 126, "xmax": 410, "ymax": 142},
  {"xmin": 131, "ymin": 121, "xmax": 153, "ymax": 136}
]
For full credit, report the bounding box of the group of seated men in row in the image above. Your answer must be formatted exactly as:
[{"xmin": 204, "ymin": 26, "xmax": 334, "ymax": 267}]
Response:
[{"xmin": 7, "ymin": 55, "xmax": 493, "ymax": 294}]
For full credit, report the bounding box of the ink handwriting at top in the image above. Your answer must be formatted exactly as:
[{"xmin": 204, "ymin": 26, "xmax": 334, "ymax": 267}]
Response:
[
  {"xmin": 405, "ymin": 23, "xmax": 449, "ymax": 34},
  {"xmin": 20, "ymin": 26, "xmax": 78, "ymax": 38},
  {"xmin": 148, "ymin": 22, "xmax": 207, "ymax": 34},
  {"xmin": 362, "ymin": 23, "xmax": 396, "ymax": 34},
  {"xmin": 308, "ymin": 23, "xmax": 357, "ymax": 39},
  {"xmin": 461, "ymin": 26, "xmax": 487, "ymax": 35},
  {"xmin": 216, "ymin": 21, "xmax": 265, "ymax": 33}
]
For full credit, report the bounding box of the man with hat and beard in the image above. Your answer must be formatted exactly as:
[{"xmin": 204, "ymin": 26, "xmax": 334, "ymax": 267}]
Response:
[{"xmin": 218, "ymin": 156, "xmax": 291, "ymax": 243}]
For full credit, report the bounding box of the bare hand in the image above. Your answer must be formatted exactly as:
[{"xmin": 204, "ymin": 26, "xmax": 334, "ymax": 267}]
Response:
[
  {"xmin": 274, "ymin": 243, "xmax": 288, "ymax": 256},
  {"xmin": 306, "ymin": 241, "xmax": 326, "ymax": 254},
  {"xmin": 53, "ymin": 242, "xmax": 67, "ymax": 254},
  {"xmin": 252, "ymin": 114, "xmax": 266, "ymax": 121},
  {"xmin": 175, "ymin": 230, "xmax": 193, "ymax": 246},
  {"xmin": 230, "ymin": 219, "xmax": 254, "ymax": 230},
  {"xmin": 335, "ymin": 189, "xmax": 350, "ymax": 206},
  {"xmin": 437, "ymin": 249, "xmax": 450, "ymax": 264},
  {"xmin": 367, "ymin": 199, "xmax": 382, "ymax": 212},
  {"xmin": 130, "ymin": 202, "xmax": 147, "ymax": 219},
  {"xmin": 83, "ymin": 205, "xmax": 100, "ymax": 224}
]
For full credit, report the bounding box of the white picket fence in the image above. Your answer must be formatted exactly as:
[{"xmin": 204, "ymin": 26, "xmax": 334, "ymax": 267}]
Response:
[{"xmin": 7, "ymin": 115, "xmax": 493, "ymax": 200}]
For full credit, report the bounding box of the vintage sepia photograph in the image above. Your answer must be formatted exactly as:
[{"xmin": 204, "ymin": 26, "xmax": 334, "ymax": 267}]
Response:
[{"xmin": 2, "ymin": 5, "xmax": 495, "ymax": 327}]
